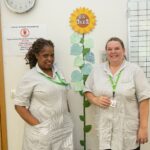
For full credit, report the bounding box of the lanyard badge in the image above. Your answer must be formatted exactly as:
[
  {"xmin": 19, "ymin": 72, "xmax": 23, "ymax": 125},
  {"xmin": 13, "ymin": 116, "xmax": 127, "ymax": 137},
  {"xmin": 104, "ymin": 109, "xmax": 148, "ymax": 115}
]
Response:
[
  {"xmin": 39, "ymin": 72, "xmax": 69, "ymax": 86},
  {"xmin": 109, "ymin": 70, "xmax": 123, "ymax": 107}
]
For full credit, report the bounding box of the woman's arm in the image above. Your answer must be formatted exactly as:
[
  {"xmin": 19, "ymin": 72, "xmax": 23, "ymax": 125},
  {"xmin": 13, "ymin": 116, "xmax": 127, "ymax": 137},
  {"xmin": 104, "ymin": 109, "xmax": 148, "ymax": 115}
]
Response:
[
  {"xmin": 137, "ymin": 99, "xmax": 149, "ymax": 144},
  {"xmin": 84, "ymin": 91, "xmax": 110, "ymax": 108},
  {"xmin": 15, "ymin": 105, "xmax": 40, "ymax": 126}
]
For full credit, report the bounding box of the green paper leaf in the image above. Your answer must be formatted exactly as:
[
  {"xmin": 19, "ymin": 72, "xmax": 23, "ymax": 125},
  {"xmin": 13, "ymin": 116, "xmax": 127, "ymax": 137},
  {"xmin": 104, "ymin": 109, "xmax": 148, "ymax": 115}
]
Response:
[
  {"xmin": 71, "ymin": 80, "xmax": 84, "ymax": 91},
  {"xmin": 80, "ymin": 38, "xmax": 84, "ymax": 44},
  {"xmin": 74, "ymin": 56, "xmax": 84, "ymax": 67},
  {"xmin": 71, "ymin": 70, "xmax": 83, "ymax": 82},
  {"xmin": 79, "ymin": 115, "xmax": 85, "ymax": 121},
  {"xmin": 84, "ymin": 38, "xmax": 94, "ymax": 48},
  {"xmin": 79, "ymin": 91, "xmax": 83, "ymax": 96},
  {"xmin": 84, "ymin": 100, "xmax": 91, "ymax": 107},
  {"xmin": 84, "ymin": 125, "xmax": 92, "ymax": 132},
  {"xmin": 84, "ymin": 52, "xmax": 95, "ymax": 64},
  {"xmin": 83, "ymin": 75, "xmax": 88, "ymax": 82},
  {"xmin": 83, "ymin": 48, "xmax": 90, "ymax": 56},
  {"xmin": 80, "ymin": 140, "xmax": 85, "ymax": 146},
  {"xmin": 71, "ymin": 44, "xmax": 82, "ymax": 56},
  {"xmin": 70, "ymin": 33, "xmax": 81, "ymax": 44},
  {"xmin": 81, "ymin": 63, "xmax": 92, "ymax": 75}
]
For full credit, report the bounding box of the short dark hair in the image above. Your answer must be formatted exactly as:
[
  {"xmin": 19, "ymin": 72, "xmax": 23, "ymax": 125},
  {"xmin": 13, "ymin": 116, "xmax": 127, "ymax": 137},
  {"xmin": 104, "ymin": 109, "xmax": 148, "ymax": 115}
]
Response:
[{"xmin": 25, "ymin": 38, "xmax": 54, "ymax": 69}]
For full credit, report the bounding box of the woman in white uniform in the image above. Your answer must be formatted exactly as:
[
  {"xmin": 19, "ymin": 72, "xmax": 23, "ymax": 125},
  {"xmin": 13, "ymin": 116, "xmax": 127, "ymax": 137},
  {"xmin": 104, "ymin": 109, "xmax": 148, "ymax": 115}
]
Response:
[
  {"xmin": 15, "ymin": 38, "xmax": 73, "ymax": 150},
  {"xmin": 84, "ymin": 37, "xmax": 150, "ymax": 150}
]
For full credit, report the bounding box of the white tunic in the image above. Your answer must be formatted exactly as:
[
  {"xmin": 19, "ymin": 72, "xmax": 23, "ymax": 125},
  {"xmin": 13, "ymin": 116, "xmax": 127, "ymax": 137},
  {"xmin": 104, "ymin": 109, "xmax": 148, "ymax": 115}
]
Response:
[
  {"xmin": 15, "ymin": 65, "xmax": 73, "ymax": 150},
  {"xmin": 84, "ymin": 61, "xmax": 150, "ymax": 150}
]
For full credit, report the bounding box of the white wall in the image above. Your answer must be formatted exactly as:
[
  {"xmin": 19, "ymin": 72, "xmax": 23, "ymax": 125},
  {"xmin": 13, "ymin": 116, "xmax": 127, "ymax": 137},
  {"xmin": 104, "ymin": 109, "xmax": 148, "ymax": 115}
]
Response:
[{"xmin": 1, "ymin": 0, "xmax": 150, "ymax": 150}]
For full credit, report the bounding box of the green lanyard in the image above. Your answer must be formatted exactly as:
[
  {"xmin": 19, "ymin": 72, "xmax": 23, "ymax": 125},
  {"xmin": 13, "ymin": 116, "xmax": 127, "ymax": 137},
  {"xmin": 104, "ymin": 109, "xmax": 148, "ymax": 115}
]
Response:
[
  {"xmin": 39, "ymin": 72, "xmax": 69, "ymax": 86},
  {"xmin": 108, "ymin": 70, "xmax": 123, "ymax": 98}
]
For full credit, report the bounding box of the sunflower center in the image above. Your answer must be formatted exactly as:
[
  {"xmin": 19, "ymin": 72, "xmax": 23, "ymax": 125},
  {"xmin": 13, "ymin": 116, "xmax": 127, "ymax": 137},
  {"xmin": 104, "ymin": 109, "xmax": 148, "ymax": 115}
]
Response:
[{"xmin": 76, "ymin": 14, "xmax": 90, "ymax": 28}]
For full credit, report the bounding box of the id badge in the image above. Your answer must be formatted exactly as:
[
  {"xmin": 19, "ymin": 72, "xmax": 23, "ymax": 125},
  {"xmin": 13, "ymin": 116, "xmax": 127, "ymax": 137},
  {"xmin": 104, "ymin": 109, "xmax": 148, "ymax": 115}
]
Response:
[{"xmin": 110, "ymin": 98, "xmax": 117, "ymax": 107}]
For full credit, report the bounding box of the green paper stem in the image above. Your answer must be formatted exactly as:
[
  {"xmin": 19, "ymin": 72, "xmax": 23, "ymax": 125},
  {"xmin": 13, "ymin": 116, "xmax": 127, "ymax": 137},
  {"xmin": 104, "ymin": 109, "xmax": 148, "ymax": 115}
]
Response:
[{"xmin": 71, "ymin": 33, "xmax": 93, "ymax": 150}]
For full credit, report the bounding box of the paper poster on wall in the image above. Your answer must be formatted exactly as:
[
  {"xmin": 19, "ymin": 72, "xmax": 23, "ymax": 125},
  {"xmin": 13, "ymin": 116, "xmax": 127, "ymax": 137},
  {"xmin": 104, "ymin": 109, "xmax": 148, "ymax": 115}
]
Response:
[{"xmin": 3, "ymin": 24, "xmax": 48, "ymax": 56}]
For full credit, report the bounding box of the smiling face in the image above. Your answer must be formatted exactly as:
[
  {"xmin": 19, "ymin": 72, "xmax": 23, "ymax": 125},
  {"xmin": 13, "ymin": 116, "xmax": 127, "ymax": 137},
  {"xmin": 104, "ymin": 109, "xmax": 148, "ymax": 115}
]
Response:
[
  {"xmin": 35, "ymin": 45, "xmax": 54, "ymax": 72},
  {"xmin": 106, "ymin": 40, "xmax": 125, "ymax": 65}
]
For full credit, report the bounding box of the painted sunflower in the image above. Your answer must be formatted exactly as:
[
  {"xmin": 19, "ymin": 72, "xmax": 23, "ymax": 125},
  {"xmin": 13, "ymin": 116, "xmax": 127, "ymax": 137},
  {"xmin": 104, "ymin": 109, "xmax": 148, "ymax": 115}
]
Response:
[{"xmin": 70, "ymin": 7, "xmax": 96, "ymax": 34}]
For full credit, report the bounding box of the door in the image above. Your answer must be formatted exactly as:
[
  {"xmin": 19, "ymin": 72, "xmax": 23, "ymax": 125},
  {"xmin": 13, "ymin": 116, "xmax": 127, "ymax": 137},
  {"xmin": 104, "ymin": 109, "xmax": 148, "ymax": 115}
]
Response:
[{"xmin": 0, "ymin": 13, "xmax": 8, "ymax": 150}]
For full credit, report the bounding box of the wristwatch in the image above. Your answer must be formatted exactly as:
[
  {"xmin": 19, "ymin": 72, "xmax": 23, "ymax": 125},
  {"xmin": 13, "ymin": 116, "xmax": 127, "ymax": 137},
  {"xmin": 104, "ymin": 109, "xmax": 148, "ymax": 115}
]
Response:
[{"xmin": 4, "ymin": 0, "xmax": 36, "ymax": 13}]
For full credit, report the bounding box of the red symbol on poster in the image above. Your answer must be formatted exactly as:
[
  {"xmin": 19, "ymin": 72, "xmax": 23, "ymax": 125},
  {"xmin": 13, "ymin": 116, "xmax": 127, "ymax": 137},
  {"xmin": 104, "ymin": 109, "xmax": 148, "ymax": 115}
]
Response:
[{"xmin": 20, "ymin": 28, "xmax": 30, "ymax": 37}]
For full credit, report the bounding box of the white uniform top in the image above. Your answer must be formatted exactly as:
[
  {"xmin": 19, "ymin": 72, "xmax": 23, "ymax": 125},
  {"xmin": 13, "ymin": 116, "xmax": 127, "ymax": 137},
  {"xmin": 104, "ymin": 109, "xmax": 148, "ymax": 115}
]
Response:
[
  {"xmin": 84, "ymin": 60, "xmax": 150, "ymax": 150},
  {"xmin": 15, "ymin": 64, "xmax": 73, "ymax": 150}
]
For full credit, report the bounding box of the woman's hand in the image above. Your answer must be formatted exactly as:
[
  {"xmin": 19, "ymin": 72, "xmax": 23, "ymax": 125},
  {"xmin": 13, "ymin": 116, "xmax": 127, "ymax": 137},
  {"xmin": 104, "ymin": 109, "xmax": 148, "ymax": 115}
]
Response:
[
  {"xmin": 15, "ymin": 105, "xmax": 40, "ymax": 126},
  {"xmin": 137, "ymin": 127, "xmax": 148, "ymax": 144},
  {"xmin": 92, "ymin": 96, "xmax": 111, "ymax": 108},
  {"xmin": 84, "ymin": 92, "xmax": 111, "ymax": 108}
]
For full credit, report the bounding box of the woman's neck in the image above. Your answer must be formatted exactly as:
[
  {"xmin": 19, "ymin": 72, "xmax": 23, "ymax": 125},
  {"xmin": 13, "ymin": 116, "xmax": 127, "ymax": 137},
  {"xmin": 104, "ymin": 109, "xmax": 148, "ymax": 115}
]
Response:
[
  {"xmin": 109, "ymin": 60, "xmax": 124, "ymax": 75},
  {"xmin": 43, "ymin": 69, "xmax": 53, "ymax": 77}
]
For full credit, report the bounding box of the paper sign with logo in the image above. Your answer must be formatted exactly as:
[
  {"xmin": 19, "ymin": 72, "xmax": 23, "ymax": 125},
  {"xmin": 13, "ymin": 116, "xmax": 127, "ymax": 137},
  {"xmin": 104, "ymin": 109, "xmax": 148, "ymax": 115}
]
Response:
[{"xmin": 3, "ymin": 24, "xmax": 48, "ymax": 56}]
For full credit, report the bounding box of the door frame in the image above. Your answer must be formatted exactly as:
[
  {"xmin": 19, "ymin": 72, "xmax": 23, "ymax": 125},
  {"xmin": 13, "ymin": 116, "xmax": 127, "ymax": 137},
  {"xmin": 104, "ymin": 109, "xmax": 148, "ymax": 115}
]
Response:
[{"xmin": 0, "ymin": 15, "xmax": 8, "ymax": 150}]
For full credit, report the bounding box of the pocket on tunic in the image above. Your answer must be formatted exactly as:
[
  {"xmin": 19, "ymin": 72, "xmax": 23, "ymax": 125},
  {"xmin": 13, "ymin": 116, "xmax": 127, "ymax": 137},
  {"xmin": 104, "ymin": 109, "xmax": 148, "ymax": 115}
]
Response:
[
  {"xmin": 33, "ymin": 119, "xmax": 51, "ymax": 135},
  {"xmin": 24, "ymin": 122, "xmax": 50, "ymax": 150},
  {"xmin": 124, "ymin": 117, "xmax": 139, "ymax": 131},
  {"xmin": 24, "ymin": 120, "xmax": 51, "ymax": 149},
  {"xmin": 34, "ymin": 86, "xmax": 47, "ymax": 94},
  {"xmin": 33, "ymin": 85, "xmax": 49, "ymax": 100},
  {"xmin": 120, "ymin": 81, "xmax": 136, "ymax": 101},
  {"xmin": 123, "ymin": 117, "xmax": 139, "ymax": 147},
  {"xmin": 33, "ymin": 120, "xmax": 48, "ymax": 128},
  {"xmin": 25, "ymin": 119, "xmax": 51, "ymax": 138}
]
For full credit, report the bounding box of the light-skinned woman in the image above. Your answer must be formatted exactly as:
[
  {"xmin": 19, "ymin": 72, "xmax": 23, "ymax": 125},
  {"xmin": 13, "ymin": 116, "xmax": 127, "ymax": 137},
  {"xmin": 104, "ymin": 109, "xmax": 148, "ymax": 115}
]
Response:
[{"xmin": 84, "ymin": 37, "xmax": 150, "ymax": 150}]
